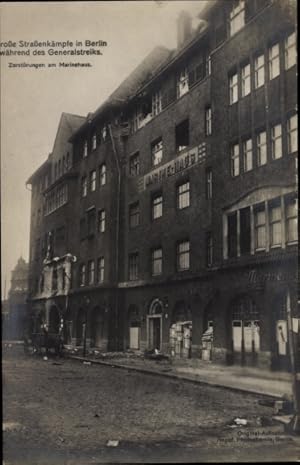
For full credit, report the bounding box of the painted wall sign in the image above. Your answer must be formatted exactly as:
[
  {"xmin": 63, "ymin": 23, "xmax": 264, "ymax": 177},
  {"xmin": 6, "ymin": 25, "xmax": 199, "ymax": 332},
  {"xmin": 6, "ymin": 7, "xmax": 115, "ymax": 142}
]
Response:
[
  {"xmin": 142, "ymin": 143, "xmax": 206, "ymax": 190},
  {"xmin": 247, "ymin": 270, "xmax": 296, "ymax": 285}
]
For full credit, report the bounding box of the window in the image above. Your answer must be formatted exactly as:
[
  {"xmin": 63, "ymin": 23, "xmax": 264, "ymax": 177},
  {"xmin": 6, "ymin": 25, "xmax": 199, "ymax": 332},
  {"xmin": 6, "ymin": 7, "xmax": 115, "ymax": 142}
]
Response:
[
  {"xmin": 269, "ymin": 43, "xmax": 280, "ymax": 80},
  {"xmin": 254, "ymin": 54, "xmax": 265, "ymax": 89},
  {"xmin": 129, "ymin": 202, "xmax": 140, "ymax": 228},
  {"xmin": 151, "ymin": 139, "xmax": 163, "ymax": 166},
  {"xmin": 256, "ymin": 130, "xmax": 267, "ymax": 166},
  {"xmin": 97, "ymin": 257, "xmax": 105, "ymax": 283},
  {"xmin": 231, "ymin": 143, "xmax": 240, "ymax": 177},
  {"xmin": 152, "ymin": 90, "xmax": 162, "ymax": 116},
  {"xmin": 102, "ymin": 126, "xmax": 107, "ymax": 142},
  {"xmin": 177, "ymin": 181, "xmax": 190, "ymax": 209},
  {"xmin": 228, "ymin": 213, "xmax": 237, "ymax": 258},
  {"xmin": 79, "ymin": 264, "xmax": 86, "ymax": 286},
  {"xmin": 98, "ymin": 209, "xmax": 106, "ymax": 233},
  {"xmin": 152, "ymin": 248, "xmax": 162, "ymax": 276},
  {"xmin": 87, "ymin": 209, "xmax": 96, "ymax": 236},
  {"xmin": 229, "ymin": 73, "xmax": 238, "ymax": 104},
  {"xmin": 206, "ymin": 54, "xmax": 211, "ymax": 76},
  {"xmin": 90, "ymin": 170, "xmax": 96, "ymax": 191},
  {"xmin": 255, "ymin": 206, "xmax": 266, "ymax": 250},
  {"xmin": 285, "ymin": 32, "xmax": 296, "ymax": 70},
  {"xmin": 205, "ymin": 107, "xmax": 212, "ymax": 136},
  {"xmin": 287, "ymin": 114, "xmax": 298, "ymax": 153},
  {"xmin": 152, "ymin": 193, "xmax": 163, "ymax": 219},
  {"xmin": 88, "ymin": 260, "xmax": 95, "ymax": 285},
  {"xmin": 206, "ymin": 232, "xmax": 213, "ymax": 268},
  {"xmin": 243, "ymin": 138, "xmax": 253, "ymax": 172},
  {"xmin": 99, "ymin": 163, "xmax": 106, "ymax": 186},
  {"xmin": 175, "ymin": 119, "xmax": 189, "ymax": 152},
  {"xmin": 177, "ymin": 68, "xmax": 189, "ymax": 98},
  {"xmin": 177, "ymin": 240, "xmax": 190, "ymax": 271},
  {"xmin": 81, "ymin": 176, "xmax": 87, "ymax": 197},
  {"xmin": 271, "ymin": 124, "xmax": 282, "ymax": 159},
  {"xmin": 230, "ymin": 1, "xmax": 245, "ymax": 36},
  {"xmin": 129, "ymin": 153, "xmax": 140, "ymax": 176},
  {"xmin": 92, "ymin": 133, "xmax": 97, "ymax": 150},
  {"xmin": 83, "ymin": 140, "xmax": 88, "ymax": 158},
  {"xmin": 128, "ymin": 253, "xmax": 139, "ymax": 281},
  {"xmin": 241, "ymin": 63, "xmax": 251, "ymax": 97},
  {"xmin": 285, "ymin": 197, "xmax": 298, "ymax": 243},
  {"xmin": 269, "ymin": 203, "xmax": 282, "ymax": 247},
  {"xmin": 206, "ymin": 168, "xmax": 212, "ymax": 199},
  {"xmin": 240, "ymin": 207, "xmax": 251, "ymax": 254}
]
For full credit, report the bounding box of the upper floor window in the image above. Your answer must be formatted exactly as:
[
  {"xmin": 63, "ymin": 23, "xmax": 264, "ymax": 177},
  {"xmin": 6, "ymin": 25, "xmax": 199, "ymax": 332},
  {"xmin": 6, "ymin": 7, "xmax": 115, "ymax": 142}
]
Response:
[
  {"xmin": 206, "ymin": 54, "xmax": 212, "ymax": 76},
  {"xmin": 129, "ymin": 202, "xmax": 140, "ymax": 228},
  {"xmin": 97, "ymin": 257, "xmax": 105, "ymax": 283},
  {"xmin": 177, "ymin": 240, "xmax": 190, "ymax": 271},
  {"xmin": 271, "ymin": 123, "xmax": 282, "ymax": 159},
  {"xmin": 285, "ymin": 196, "xmax": 298, "ymax": 243},
  {"xmin": 230, "ymin": 143, "xmax": 240, "ymax": 177},
  {"xmin": 151, "ymin": 139, "xmax": 163, "ymax": 166},
  {"xmin": 128, "ymin": 253, "xmax": 139, "ymax": 281},
  {"xmin": 287, "ymin": 114, "xmax": 298, "ymax": 153},
  {"xmin": 229, "ymin": 73, "xmax": 238, "ymax": 104},
  {"xmin": 87, "ymin": 260, "xmax": 95, "ymax": 285},
  {"xmin": 90, "ymin": 170, "xmax": 96, "ymax": 191},
  {"xmin": 177, "ymin": 181, "xmax": 190, "ymax": 209},
  {"xmin": 129, "ymin": 153, "xmax": 140, "ymax": 176},
  {"xmin": 98, "ymin": 209, "xmax": 106, "ymax": 233},
  {"xmin": 81, "ymin": 176, "xmax": 87, "ymax": 197},
  {"xmin": 175, "ymin": 119, "xmax": 189, "ymax": 152},
  {"xmin": 177, "ymin": 68, "xmax": 189, "ymax": 98},
  {"xmin": 230, "ymin": 0, "xmax": 245, "ymax": 37},
  {"xmin": 99, "ymin": 163, "xmax": 106, "ymax": 186},
  {"xmin": 206, "ymin": 232, "xmax": 213, "ymax": 268},
  {"xmin": 254, "ymin": 206, "xmax": 266, "ymax": 250},
  {"xmin": 205, "ymin": 107, "xmax": 212, "ymax": 136},
  {"xmin": 83, "ymin": 140, "xmax": 88, "ymax": 158},
  {"xmin": 206, "ymin": 168, "xmax": 212, "ymax": 199},
  {"xmin": 151, "ymin": 248, "xmax": 162, "ymax": 276},
  {"xmin": 269, "ymin": 202, "xmax": 282, "ymax": 247},
  {"xmin": 269, "ymin": 43, "xmax": 280, "ymax": 80},
  {"xmin": 285, "ymin": 32, "xmax": 296, "ymax": 70},
  {"xmin": 152, "ymin": 193, "xmax": 163, "ymax": 220},
  {"xmin": 79, "ymin": 264, "xmax": 86, "ymax": 286},
  {"xmin": 92, "ymin": 133, "xmax": 97, "ymax": 150},
  {"xmin": 152, "ymin": 90, "xmax": 162, "ymax": 116},
  {"xmin": 254, "ymin": 54, "xmax": 265, "ymax": 89},
  {"xmin": 243, "ymin": 138, "xmax": 253, "ymax": 172},
  {"xmin": 241, "ymin": 63, "xmax": 251, "ymax": 97},
  {"xmin": 256, "ymin": 130, "xmax": 267, "ymax": 166},
  {"xmin": 102, "ymin": 126, "xmax": 107, "ymax": 142}
]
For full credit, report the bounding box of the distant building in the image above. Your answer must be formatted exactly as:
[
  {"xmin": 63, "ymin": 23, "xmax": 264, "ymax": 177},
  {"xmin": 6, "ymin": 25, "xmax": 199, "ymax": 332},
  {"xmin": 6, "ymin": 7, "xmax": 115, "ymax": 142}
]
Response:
[
  {"xmin": 27, "ymin": 0, "xmax": 298, "ymax": 371},
  {"xmin": 2, "ymin": 257, "xmax": 29, "ymax": 340}
]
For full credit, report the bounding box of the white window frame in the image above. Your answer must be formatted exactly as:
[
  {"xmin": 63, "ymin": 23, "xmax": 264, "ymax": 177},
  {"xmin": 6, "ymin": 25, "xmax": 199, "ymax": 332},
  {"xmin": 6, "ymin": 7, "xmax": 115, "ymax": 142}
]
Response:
[
  {"xmin": 230, "ymin": 0, "xmax": 245, "ymax": 37},
  {"xmin": 81, "ymin": 177, "xmax": 87, "ymax": 198},
  {"xmin": 285, "ymin": 198, "xmax": 298, "ymax": 244},
  {"xmin": 206, "ymin": 169, "xmax": 213, "ymax": 199},
  {"xmin": 99, "ymin": 163, "xmax": 106, "ymax": 186},
  {"xmin": 177, "ymin": 68, "xmax": 189, "ymax": 98},
  {"xmin": 269, "ymin": 204, "xmax": 282, "ymax": 247},
  {"xmin": 285, "ymin": 32, "xmax": 297, "ymax": 70},
  {"xmin": 128, "ymin": 253, "xmax": 139, "ymax": 281},
  {"xmin": 97, "ymin": 257, "xmax": 105, "ymax": 283},
  {"xmin": 243, "ymin": 138, "xmax": 253, "ymax": 172},
  {"xmin": 92, "ymin": 133, "xmax": 97, "ymax": 150},
  {"xmin": 271, "ymin": 124, "xmax": 282, "ymax": 159},
  {"xmin": 229, "ymin": 73, "xmax": 238, "ymax": 104},
  {"xmin": 152, "ymin": 90, "xmax": 162, "ymax": 117},
  {"xmin": 287, "ymin": 114, "xmax": 298, "ymax": 154},
  {"xmin": 177, "ymin": 240, "xmax": 190, "ymax": 271},
  {"xmin": 241, "ymin": 63, "xmax": 251, "ymax": 97},
  {"xmin": 83, "ymin": 141, "xmax": 88, "ymax": 158},
  {"xmin": 90, "ymin": 170, "xmax": 96, "ymax": 191},
  {"xmin": 231, "ymin": 143, "xmax": 240, "ymax": 177},
  {"xmin": 152, "ymin": 248, "xmax": 163, "ymax": 276},
  {"xmin": 205, "ymin": 107, "xmax": 212, "ymax": 136},
  {"xmin": 255, "ymin": 208, "xmax": 266, "ymax": 250},
  {"xmin": 88, "ymin": 260, "xmax": 95, "ymax": 285},
  {"xmin": 152, "ymin": 194, "xmax": 163, "ymax": 220},
  {"xmin": 177, "ymin": 181, "xmax": 190, "ymax": 209},
  {"xmin": 98, "ymin": 209, "xmax": 106, "ymax": 233},
  {"xmin": 151, "ymin": 139, "xmax": 163, "ymax": 166},
  {"xmin": 80, "ymin": 264, "xmax": 86, "ymax": 286},
  {"xmin": 256, "ymin": 131, "xmax": 267, "ymax": 166},
  {"xmin": 254, "ymin": 54, "xmax": 265, "ymax": 89},
  {"xmin": 269, "ymin": 43, "xmax": 280, "ymax": 80}
]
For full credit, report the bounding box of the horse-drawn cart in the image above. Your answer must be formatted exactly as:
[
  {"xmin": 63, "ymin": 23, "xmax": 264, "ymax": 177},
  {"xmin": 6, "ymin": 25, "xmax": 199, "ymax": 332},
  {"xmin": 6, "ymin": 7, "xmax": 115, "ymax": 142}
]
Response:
[{"xmin": 24, "ymin": 332, "xmax": 64, "ymax": 356}]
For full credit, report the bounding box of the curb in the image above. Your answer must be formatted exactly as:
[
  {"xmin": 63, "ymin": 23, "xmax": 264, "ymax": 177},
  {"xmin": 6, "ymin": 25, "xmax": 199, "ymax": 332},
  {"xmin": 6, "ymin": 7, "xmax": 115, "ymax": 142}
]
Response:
[{"xmin": 67, "ymin": 354, "xmax": 284, "ymax": 400}]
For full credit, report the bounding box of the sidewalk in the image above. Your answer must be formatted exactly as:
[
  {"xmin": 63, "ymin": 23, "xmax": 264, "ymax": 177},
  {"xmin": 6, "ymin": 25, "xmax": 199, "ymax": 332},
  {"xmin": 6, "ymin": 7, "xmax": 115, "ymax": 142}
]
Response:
[{"xmin": 66, "ymin": 350, "xmax": 293, "ymax": 399}]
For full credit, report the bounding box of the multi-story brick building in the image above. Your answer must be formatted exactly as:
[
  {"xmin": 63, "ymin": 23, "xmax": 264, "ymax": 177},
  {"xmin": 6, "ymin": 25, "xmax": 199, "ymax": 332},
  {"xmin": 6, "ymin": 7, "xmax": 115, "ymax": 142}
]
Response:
[{"xmin": 27, "ymin": 0, "xmax": 298, "ymax": 371}]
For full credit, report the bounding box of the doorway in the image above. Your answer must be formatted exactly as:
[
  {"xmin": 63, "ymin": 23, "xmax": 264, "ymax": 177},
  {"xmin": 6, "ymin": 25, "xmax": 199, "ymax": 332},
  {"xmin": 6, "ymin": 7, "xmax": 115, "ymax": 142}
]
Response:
[{"xmin": 148, "ymin": 315, "xmax": 162, "ymax": 350}]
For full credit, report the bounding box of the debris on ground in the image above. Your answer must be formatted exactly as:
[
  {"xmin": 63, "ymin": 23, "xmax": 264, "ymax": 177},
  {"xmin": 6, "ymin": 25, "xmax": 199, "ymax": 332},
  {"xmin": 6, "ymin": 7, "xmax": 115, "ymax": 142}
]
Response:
[
  {"xmin": 106, "ymin": 440, "xmax": 119, "ymax": 447},
  {"xmin": 227, "ymin": 417, "xmax": 248, "ymax": 427},
  {"xmin": 144, "ymin": 349, "xmax": 170, "ymax": 361},
  {"xmin": 43, "ymin": 356, "xmax": 48, "ymax": 361}
]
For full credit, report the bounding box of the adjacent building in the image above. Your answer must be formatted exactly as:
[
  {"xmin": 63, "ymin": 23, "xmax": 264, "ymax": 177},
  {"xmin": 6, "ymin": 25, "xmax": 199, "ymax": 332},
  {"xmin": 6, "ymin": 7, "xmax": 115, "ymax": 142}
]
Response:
[{"xmin": 27, "ymin": 0, "xmax": 298, "ymax": 371}]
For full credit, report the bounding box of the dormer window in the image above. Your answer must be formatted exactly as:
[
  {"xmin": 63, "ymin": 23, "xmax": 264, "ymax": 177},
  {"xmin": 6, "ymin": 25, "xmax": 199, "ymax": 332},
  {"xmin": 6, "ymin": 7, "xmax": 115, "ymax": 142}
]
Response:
[
  {"xmin": 230, "ymin": 1, "xmax": 245, "ymax": 37},
  {"xmin": 177, "ymin": 68, "xmax": 189, "ymax": 98}
]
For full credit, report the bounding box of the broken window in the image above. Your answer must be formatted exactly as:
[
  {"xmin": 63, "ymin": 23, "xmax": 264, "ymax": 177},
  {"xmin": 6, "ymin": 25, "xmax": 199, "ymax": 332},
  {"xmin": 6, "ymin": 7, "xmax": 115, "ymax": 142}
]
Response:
[{"xmin": 175, "ymin": 119, "xmax": 189, "ymax": 152}]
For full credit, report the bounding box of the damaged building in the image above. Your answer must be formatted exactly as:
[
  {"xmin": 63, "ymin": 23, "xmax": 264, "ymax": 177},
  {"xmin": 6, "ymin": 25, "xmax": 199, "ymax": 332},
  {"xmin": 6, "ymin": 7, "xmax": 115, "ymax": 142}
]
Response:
[{"xmin": 27, "ymin": 0, "xmax": 298, "ymax": 371}]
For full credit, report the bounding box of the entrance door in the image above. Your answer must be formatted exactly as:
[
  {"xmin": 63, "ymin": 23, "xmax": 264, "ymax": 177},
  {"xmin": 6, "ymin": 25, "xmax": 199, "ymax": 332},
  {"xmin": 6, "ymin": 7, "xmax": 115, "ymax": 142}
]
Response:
[{"xmin": 148, "ymin": 316, "xmax": 161, "ymax": 350}]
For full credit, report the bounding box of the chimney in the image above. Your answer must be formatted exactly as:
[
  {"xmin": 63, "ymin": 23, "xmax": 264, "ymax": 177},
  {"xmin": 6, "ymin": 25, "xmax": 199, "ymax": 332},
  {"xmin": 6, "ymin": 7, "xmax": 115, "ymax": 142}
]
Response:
[{"xmin": 177, "ymin": 11, "xmax": 192, "ymax": 49}]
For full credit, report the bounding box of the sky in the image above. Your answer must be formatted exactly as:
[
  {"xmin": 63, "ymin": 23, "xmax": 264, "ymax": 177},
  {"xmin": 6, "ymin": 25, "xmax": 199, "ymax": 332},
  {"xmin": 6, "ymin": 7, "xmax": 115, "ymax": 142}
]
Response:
[{"xmin": 0, "ymin": 0, "xmax": 207, "ymax": 299}]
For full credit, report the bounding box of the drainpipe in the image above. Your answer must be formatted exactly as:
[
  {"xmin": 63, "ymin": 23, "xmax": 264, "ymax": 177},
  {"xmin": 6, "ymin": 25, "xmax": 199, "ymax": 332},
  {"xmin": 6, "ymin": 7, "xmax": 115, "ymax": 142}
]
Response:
[{"xmin": 108, "ymin": 123, "xmax": 121, "ymax": 351}]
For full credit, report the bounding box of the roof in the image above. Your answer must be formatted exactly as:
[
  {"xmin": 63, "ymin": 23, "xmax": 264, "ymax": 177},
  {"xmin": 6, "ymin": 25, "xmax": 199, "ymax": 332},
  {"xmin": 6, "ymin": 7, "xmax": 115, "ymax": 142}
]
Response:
[{"xmin": 26, "ymin": 112, "xmax": 85, "ymax": 184}]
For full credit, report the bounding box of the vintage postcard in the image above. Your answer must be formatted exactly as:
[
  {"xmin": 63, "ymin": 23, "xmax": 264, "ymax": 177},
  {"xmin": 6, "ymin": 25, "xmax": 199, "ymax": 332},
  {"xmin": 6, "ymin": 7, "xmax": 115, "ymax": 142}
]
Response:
[{"xmin": 1, "ymin": 1, "xmax": 299, "ymax": 463}]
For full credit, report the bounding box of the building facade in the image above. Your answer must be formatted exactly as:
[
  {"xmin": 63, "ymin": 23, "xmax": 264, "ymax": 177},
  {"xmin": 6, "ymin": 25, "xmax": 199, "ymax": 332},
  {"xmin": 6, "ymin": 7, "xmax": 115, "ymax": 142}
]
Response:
[{"xmin": 27, "ymin": 0, "xmax": 298, "ymax": 371}]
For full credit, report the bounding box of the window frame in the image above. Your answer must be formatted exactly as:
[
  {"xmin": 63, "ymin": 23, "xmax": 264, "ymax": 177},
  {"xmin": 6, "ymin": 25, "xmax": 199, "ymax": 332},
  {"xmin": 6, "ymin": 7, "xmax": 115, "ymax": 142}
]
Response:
[
  {"xmin": 129, "ymin": 152, "xmax": 140, "ymax": 176},
  {"xmin": 97, "ymin": 257, "xmax": 105, "ymax": 283},
  {"xmin": 241, "ymin": 62, "xmax": 251, "ymax": 97},
  {"xmin": 129, "ymin": 202, "xmax": 140, "ymax": 228},
  {"xmin": 87, "ymin": 260, "xmax": 95, "ymax": 285},
  {"xmin": 229, "ymin": 72, "xmax": 238, "ymax": 105},
  {"xmin": 81, "ymin": 176, "xmax": 87, "ymax": 198},
  {"xmin": 254, "ymin": 53, "xmax": 265, "ymax": 89},
  {"xmin": 177, "ymin": 240, "xmax": 190, "ymax": 272},
  {"xmin": 151, "ymin": 138, "xmax": 163, "ymax": 166},
  {"xmin": 152, "ymin": 193, "xmax": 163, "ymax": 220},
  {"xmin": 271, "ymin": 123, "xmax": 282, "ymax": 160},
  {"xmin": 128, "ymin": 252, "xmax": 139, "ymax": 281},
  {"xmin": 99, "ymin": 163, "xmax": 106, "ymax": 186},
  {"xmin": 98, "ymin": 209, "xmax": 106, "ymax": 233},
  {"xmin": 79, "ymin": 264, "xmax": 86, "ymax": 287},
  {"xmin": 287, "ymin": 114, "xmax": 298, "ymax": 154},
  {"xmin": 285, "ymin": 32, "xmax": 296, "ymax": 70},
  {"xmin": 254, "ymin": 205, "xmax": 267, "ymax": 251},
  {"xmin": 269, "ymin": 43, "xmax": 280, "ymax": 80},
  {"xmin": 256, "ymin": 130, "xmax": 267, "ymax": 166},
  {"xmin": 90, "ymin": 170, "xmax": 97, "ymax": 192},
  {"xmin": 151, "ymin": 247, "xmax": 163, "ymax": 276},
  {"xmin": 269, "ymin": 202, "xmax": 282, "ymax": 247},
  {"xmin": 230, "ymin": 142, "xmax": 240, "ymax": 177},
  {"xmin": 177, "ymin": 181, "xmax": 190, "ymax": 210},
  {"xmin": 243, "ymin": 138, "xmax": 253, "ymax": 172},
  {"xmin": 205, "ymin": 106, "xmax": 212, "ymax": 136}
]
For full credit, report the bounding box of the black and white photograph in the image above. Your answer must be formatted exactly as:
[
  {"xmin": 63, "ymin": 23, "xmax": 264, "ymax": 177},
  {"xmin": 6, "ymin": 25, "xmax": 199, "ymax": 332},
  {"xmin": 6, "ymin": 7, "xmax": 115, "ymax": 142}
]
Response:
[{"xmin": 1, "ymin": 1, "xmax": 299, "ymax": 463}]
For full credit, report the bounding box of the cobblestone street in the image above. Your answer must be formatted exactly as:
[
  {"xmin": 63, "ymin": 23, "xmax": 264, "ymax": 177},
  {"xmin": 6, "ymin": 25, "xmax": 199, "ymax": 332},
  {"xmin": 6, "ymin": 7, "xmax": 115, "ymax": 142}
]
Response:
[{"xmin": 3, "ymin": 353, "xmax": 300, "ymax": 464}]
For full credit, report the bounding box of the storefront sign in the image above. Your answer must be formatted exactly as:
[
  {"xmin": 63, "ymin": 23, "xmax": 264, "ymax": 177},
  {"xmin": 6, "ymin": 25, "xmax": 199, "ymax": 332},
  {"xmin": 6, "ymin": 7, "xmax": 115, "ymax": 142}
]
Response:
[
  {"xmin": 143, "ymin": 143, "xmax": 206, "ymax": 190},
  {"xmin": 247, "ymin": 270, "xmax": 295, "ymax": 285}
]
